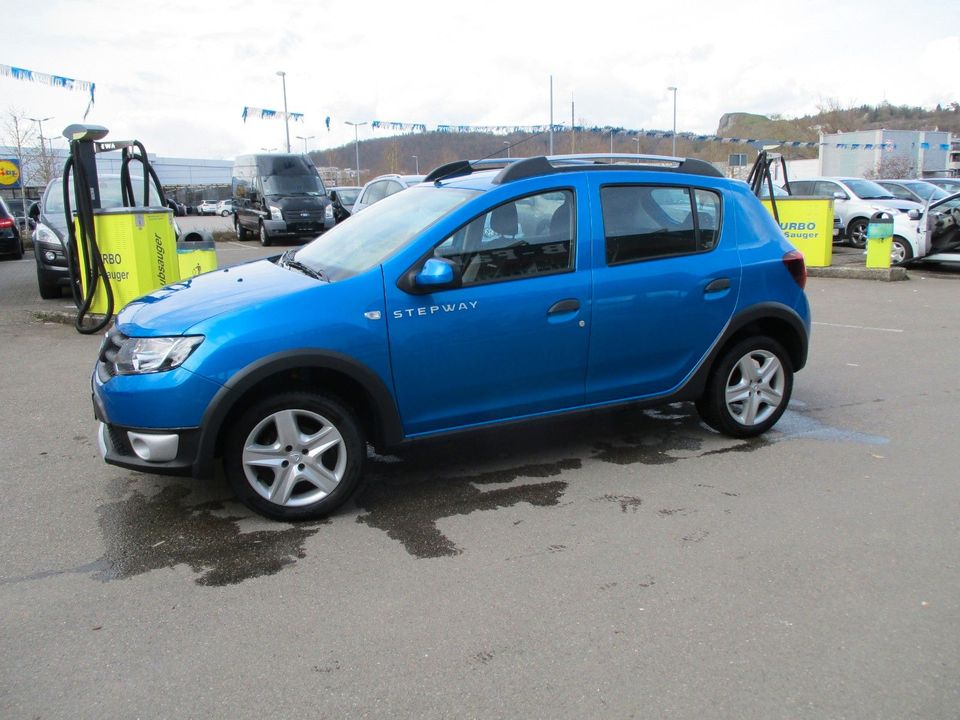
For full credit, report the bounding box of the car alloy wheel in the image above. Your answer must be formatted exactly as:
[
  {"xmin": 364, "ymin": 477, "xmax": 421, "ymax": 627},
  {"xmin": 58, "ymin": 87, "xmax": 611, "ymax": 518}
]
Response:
[
  {"xmin": 723, "ymin": 349, "xmax": 786, "ymax": 427},
  {"xmin": 225, "ymin": 392, "xmax": 363, "ymax": 520},
  {"xmin": 891, "ymin": 237, "xmax": 912, "ymax": 265},
  {"xmin": 847, "ymin": 219, "xmax": 868, "ymax": 248}
]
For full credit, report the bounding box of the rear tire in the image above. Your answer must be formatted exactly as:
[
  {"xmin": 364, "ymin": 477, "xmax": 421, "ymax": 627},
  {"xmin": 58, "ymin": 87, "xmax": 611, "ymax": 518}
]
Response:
[
  {"xmin": 235, "ymin": 221, "xmax": 249, "ymax": 241},
  {"xmin": 696, "ymin": 335, "xmax": 793, "ymax": 438},
  {"xmin": 224, "ymin": 391, "xmax": 365, "ymax": 521}
]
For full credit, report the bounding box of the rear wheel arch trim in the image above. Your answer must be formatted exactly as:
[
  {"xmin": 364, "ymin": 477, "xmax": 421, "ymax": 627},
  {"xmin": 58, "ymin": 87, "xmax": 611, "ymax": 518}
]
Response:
[{"xmin": 193, "ymin": 350, "xmax": 402, "ymax": 477}]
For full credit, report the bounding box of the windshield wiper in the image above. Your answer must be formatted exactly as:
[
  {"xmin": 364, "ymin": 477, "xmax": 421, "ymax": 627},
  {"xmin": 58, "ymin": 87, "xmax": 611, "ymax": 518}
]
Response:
[{"xmin": 279, "ymin": 249, "xmax": 328, "ymax": 282}]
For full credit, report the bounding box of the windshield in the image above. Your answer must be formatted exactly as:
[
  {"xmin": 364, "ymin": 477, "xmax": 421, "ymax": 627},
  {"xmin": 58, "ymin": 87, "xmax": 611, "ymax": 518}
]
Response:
[
  {"xmin": 844, "ymin": 179, "xmax": 895, "ymax": 200},
  {"xmin": 901, "ymin": 182, "xmax": 948, "ymax": 201},
  {"xmin": 335, "ymin": 188, "xmax": 359, "ymax": 206},
  {"xmin": 262, "ymin": 174, "xmax": 325, "ymax": 196},
  {"xmin": 44, "ymin": 177, "xmax": 161, "ymax": 217},
  {"xmin": 294, "ymin": 186, "xmax": 478, "ymax": 282}
]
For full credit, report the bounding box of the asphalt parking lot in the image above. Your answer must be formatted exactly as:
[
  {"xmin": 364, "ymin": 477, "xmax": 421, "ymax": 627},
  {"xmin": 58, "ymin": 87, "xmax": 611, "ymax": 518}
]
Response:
[{"xmin": 1, "ymin": 243, "xmax": 958, "ymax": 718}]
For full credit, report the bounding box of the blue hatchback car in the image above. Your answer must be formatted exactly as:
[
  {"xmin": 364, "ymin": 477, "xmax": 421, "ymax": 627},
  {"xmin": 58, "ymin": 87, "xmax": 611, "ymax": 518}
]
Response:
[{"xmin": 93, "ymin": 154, "xmax": 811, "ymax": 521}]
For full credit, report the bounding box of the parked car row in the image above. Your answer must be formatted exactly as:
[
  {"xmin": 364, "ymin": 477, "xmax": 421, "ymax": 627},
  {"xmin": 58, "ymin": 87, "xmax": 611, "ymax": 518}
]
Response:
[{"xmin": 784, "ymin": 176, "xmax": 960, "ymax": 265}]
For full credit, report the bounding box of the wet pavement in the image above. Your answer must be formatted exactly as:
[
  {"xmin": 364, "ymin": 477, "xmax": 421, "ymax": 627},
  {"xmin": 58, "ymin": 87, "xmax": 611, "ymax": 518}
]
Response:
[{"xmin": 1, "ymin": 253, "xmax": 959, "ymax": 718}]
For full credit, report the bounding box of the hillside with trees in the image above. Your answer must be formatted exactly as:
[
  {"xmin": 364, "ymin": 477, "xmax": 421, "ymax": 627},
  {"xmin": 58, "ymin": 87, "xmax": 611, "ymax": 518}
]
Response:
[{"xmin": 311, "ymin": 101, "xmax": 959, "ymax": 181}]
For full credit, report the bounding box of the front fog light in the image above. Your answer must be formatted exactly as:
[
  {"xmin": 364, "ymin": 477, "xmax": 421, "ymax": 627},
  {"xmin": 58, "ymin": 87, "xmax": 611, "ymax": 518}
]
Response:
[{"xmin": 43, "ymin": 250, "xmax": 56, "ymax": 262}]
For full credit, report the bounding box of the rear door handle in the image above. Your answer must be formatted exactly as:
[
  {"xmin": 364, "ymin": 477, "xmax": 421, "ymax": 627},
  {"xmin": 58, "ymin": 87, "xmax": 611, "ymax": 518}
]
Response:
[
  {"xmin": 704, "ymin": 278, "xmax": 730, "ymax": 294},
  {"xmin": 547, "ymin": 298, "xmax": 580, "ymax": 315}
]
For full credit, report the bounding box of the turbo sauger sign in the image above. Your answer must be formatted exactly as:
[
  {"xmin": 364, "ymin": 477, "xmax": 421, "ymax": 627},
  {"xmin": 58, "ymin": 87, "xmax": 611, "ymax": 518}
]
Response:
[{"xmin": 0, "ymin": 159, "xmax": 22, "ymax": 189}]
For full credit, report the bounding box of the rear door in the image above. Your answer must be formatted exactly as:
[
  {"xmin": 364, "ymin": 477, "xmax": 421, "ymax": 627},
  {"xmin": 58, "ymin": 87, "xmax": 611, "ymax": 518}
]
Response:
[{"xmin": 585, "ymin": 179, "xmax": 740, "ymax": 403}]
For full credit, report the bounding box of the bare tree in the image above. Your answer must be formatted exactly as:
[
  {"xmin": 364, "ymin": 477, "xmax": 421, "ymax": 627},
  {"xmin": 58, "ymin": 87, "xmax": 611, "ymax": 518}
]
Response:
[
  {"xmin": 1, "ymin": 107, "xmax": 39, "ymax": 223},
  {"xmin": 865, "ymin": 155, "xmax": 916, "ymax": 179}
]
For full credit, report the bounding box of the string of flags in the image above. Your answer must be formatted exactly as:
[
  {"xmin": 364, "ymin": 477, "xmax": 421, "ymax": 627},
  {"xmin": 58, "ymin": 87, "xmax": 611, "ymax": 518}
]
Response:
[
  {"xmin": 0, "ymin": 63, "xmax": 95, "ymax": 119},
  {"xmin": 241, "ymin": 106, "xmax": 304, "ymax": 123}
]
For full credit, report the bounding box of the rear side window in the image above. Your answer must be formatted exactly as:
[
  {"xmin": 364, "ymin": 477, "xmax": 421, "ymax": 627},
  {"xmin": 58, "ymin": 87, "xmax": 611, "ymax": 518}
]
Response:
[{"xmin": 601, "ymin": 185, "xmax": 720, "ymax": 265}]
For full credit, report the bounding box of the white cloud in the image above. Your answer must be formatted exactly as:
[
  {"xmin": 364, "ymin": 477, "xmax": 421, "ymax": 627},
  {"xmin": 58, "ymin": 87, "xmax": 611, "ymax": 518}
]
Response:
[{"xmin": 3, "ymin": 0, "xmax": 956, "ymax": 158}]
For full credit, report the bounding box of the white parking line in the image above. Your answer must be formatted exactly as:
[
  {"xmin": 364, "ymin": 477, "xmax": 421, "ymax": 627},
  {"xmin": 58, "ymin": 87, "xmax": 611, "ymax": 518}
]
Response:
[
  {"xmin": 224, "ymin": 241, "xmax": 254, "ymax": 249},
  {"xmin": 813, "ymin": 321, "xmax": 903, "ymax": 333}
]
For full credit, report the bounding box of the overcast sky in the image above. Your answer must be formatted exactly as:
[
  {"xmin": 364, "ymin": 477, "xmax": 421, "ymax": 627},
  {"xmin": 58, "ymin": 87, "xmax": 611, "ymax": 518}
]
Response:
[{"xmin": 4, "ymin": 0, "xmax": 958, "ymax": 160}]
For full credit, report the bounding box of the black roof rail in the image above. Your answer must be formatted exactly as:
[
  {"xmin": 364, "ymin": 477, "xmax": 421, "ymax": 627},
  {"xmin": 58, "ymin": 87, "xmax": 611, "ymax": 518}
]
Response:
[{"xmin": 427, "ymin": 153, "xmax": 723, "ymax": 186}]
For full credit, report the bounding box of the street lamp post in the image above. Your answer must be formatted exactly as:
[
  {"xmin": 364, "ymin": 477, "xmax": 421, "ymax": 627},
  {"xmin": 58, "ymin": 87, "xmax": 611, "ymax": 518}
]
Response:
[
  {"xmin": 296, "ymin": 135, "xmax": 315, "ymax": 153},
  {"xmin": 277, "ymin": 71, "xmax": 291, "ymax": 153},
  {"xmin": 503, "ymin": 141, "xmax": 510, "ymax": 158},
  {"xmin": 27, "ymin": 115, "xmax": 54, "ymax": 188},
  {"xmin": 344, "ymin": 121, "xmax": 368, "ymax": 185},
  {"xmin": 609, "ymin": 128, "xmax": 615, "ymax": 154},
  {"xmin": 667, "ymin": 86, "xmax": 678, "ymax": 156},
  {"xmin": 633, "ymin": 137, "xmax": 640, "ymax": 155},
  {"xmin": 411, "ymin": 155, "xmax": 419, "ymax": 174}
]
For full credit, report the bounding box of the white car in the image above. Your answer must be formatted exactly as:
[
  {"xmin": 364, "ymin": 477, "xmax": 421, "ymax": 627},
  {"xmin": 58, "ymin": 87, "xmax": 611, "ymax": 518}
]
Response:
[
  {"xmin": 197, "ymin": 200, "xmax": 219, "ymax": 215},
  {"xmin": 915, "ymin": 192, "xmax": 960, "ymax": 264},
  {"xmin": 351, "ymin": 174, "xmax": 425, "ymax": 215},
  {"xmin": 788, "ymin": 177, "xmax": 923, "ymax": 248}
]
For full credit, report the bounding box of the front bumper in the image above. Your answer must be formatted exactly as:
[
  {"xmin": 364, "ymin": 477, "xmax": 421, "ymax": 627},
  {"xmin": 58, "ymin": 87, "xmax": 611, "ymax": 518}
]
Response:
[
  {"xmin": 263, "ymin": 216, "xmax": 334, "ymax": 237},
  {"xmin": 97, "ymin": 420, "xmax": 201, "ymax": 477}
]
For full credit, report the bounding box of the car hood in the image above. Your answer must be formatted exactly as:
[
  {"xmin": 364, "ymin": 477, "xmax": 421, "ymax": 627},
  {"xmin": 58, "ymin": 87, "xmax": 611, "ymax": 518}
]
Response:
[
  {"xmin": 864, "ymin": 198, "xmax": 922, "ymax": 213},
  {"xmin": 265, "ymin": 194, "xmax": 330, "ymax": 212},
  {"xmin": 116, "ymin": 258, "xmax": 320, "ymax": 336}
]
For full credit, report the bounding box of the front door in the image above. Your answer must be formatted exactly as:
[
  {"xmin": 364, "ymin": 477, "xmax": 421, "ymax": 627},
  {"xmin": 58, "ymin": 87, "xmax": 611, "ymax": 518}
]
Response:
[{"xmin": 384, "ymin": 188, "xmax": 591, "ymax": 437}]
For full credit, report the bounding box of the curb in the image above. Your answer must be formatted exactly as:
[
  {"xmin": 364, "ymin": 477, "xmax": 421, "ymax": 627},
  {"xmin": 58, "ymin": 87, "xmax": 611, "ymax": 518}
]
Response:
[
  {"xmin": 34, "ymin": 309, "xmax": 109, "ymax": 328},
  {"xmin": 807, "ymin": 266, "xmax": 908, "ymax": 282}
]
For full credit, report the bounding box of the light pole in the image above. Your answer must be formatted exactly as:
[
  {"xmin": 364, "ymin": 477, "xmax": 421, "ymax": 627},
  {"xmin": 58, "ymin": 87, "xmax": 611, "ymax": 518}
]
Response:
[
  {"xmin": 277, "ymin": 71, "xmax": 291, "ymax": 153},
  {"xmin": 667, "ymin": 86, "xmax": 678, "ymax": 156},
  {"xmin": 27, "ymin": 115, "xmax": 54, "ymax": 185},
  {"xmin": 609, "ymin": 128, "xmax": 615, "ymax": 154},
  {"xmin": 296, "ymin": 135, "xmax": 315, "ymax": 153},
  {"xmin": 344, "ymin": 121, "xmax": 367, "ymax": 185},
  {"xmin": 633, "ymin": 136, "xmax": 640, "ymax": 156},
  {"xmin": 503, "ymin": 141, "xmax": 510, "ymax": 158},
  {"xmin": 411, "ymin": 155, "xmax": 419, "ymax": 174}
]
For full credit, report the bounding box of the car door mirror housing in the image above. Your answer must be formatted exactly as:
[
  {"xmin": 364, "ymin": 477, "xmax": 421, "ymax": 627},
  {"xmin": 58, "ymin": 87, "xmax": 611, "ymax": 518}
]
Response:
[
  {"xmin": 414, "ymin": 258, "xmax": 458, "ymax": 289},
  {"xmin": 833, "ymin": 191, "xmax": 848, "ymax": 200},
  {"xmin": 907, "ymin": 209, "xmax": 921, "ymax": 221}
]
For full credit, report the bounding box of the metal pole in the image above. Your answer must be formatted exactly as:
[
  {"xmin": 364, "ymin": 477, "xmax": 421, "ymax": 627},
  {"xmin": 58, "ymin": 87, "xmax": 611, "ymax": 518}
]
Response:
[
  {"xmin": 668, "ymin": 86, "xmax": 677, "ymax": 156},
  {"xmin": 610, "ymin": 129, "xmax": 614, "ymax": 154},
  {"xmin": 634, "ymin": 137, "xmax": 640, "ymax": 155},
  {"xmin": 27, "ymin": 115, "xmax": 54, "ymax": 186},
  {"xmin": 549, "ymin": 75, "xmax": 553, "ymax": 155},
  {"xmin": 345, "ymin": 121, "xmax": 367, "ymax": 185},
  {"xmin": 571, "ymin": 100, "xmax": 575, "ymax": 153},
  {"xmin": 296, "ymin": 135, "xmax": 314, "ymax": 153},
  {"xmin": 277, "ymin": 71, "xmax": 290, "ymax": 153},
  {"xmin": 412, "ymin": 155, "xmax": 419, "ymax": 173},
  {"xmin": 503, "ymin": 141, "xmax": 510, "ymax": 158}
]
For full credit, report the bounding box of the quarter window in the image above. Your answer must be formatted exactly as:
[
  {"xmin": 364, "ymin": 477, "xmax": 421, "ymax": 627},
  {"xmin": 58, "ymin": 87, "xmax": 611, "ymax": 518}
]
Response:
[
  {"xmin": 434, "ymin": 190, "xmax": 575, "ymax": 286},
  {"xmin": 601, "ymin": 185, "xmax": 719, "ymax": 265}
]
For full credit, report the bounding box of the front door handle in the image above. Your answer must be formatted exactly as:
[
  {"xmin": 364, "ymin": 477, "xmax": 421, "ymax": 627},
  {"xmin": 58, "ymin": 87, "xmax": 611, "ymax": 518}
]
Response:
[
  {"xmin": 547, "ymin": 298, "xmax": 580, "ymax": 315},
  {"xmin": 704, "ymin": 278, "xmax": 731, "ymax": 294}
]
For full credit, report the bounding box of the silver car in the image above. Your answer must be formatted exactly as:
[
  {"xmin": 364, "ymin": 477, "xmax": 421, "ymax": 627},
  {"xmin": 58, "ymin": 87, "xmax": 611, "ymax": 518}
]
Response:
[
  {"xmin": 351, "ymin": 174, "xmax": 425, "ymax": 215},
  {"xmin": 789, "ymin": 177, "xmax": 922, "ymax": 247}
]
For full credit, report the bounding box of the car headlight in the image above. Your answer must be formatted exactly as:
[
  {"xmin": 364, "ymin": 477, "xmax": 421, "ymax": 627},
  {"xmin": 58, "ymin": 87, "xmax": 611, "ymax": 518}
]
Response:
[
  {"xmin": 324, "ymin": 204, "xmax": 334, "ymax": 220},
  {"xmin": 114, "ymin": 336, "xmax": 203, "ymax": 375},
  {"xmin": 269, "ymin": 206, "xmax": 283, "ymax": 221},
  {"xmin": 34, "ymin": 223, "xmax": 63, "ymax": 247}
]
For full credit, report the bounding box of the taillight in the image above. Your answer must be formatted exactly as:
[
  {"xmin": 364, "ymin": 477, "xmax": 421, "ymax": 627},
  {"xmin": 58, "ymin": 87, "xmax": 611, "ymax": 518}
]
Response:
[
  {"xmin": 782, "ymin": 249, "xmax": 806, "ymax": 289},
  {"xmin": 0, "ymin": 217, "xmax": 14, "ymax": 229}
]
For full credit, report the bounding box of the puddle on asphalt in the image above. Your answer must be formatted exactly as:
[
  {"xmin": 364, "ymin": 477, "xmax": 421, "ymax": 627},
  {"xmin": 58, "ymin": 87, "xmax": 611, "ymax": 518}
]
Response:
[
  {"xmin": 4, "ymin": 401, "xmax": 890, "ymax": 586},
  {"xmin": 355, "ymin": 459, "xmax": 579, "ymax": 559},
  {"xmin": 92, "ymin": 484, "xmax": 326, "ymax": 586}
]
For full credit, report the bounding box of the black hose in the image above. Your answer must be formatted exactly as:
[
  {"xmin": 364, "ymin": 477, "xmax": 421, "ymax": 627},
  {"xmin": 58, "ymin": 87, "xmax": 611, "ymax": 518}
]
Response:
[
  {"xmin": 63, "ymin": 138, "xmax": 170, "ymax": 335},
  {"xmin": 63, "ymin": 144, "xmax": 114, "ymax": 334}
]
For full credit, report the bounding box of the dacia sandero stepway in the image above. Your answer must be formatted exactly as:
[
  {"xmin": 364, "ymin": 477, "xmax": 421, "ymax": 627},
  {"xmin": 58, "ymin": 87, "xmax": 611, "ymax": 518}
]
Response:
[{"xmin": 93, "ymin": 154, "xmax": 811, "ymax": 521}]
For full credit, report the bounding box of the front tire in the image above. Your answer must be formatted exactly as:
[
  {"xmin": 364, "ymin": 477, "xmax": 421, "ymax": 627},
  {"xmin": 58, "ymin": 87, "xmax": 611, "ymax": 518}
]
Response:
[
  {"xmin": 259, "ymin": 222, "xmax": 272, "ymax": 247},
  {"xmin": 847, "ymin": 218, "xmax": 868, "ymax": 248},
  {"xmin": 225, "ymin": 392, "xmax": 364, "ymax": 521},
  {"xmin": 696, "ymin": 336, "xmax": 793, "ymax": 438},
  {"xmin": 221, "ymin": 210, "xmax": 229, "ymax": 217},
  {"xmin": 37, "ymin": 268, "xmax": 61, "ymax": 299}
]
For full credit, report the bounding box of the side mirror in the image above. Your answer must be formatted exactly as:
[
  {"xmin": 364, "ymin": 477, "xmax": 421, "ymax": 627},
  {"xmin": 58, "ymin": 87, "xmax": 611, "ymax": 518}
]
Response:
[
  {"xmin": 28, "ymin": 202, "xmax": 40, "ymax": 221},
  {"xmin": 907, "ymin": 209, "xmax": 922, "ymax": 221},
  {"xmin": 833, "ymin": 191, "xmax": 847, "ymax": 200},
  {"xmin": 414, "ymin": 258, "xmax": 458, "ymax": 289}
]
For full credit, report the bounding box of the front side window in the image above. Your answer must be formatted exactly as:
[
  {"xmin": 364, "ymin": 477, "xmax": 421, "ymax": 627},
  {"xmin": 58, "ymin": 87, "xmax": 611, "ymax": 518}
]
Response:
[
  {"xmin": 362, "ymin": 181, "xmax": 388, "ymax": 205},
  {"xmin": 433, "ymin": 190, "xmax": 575, "ymax": 286},
  {"xmin": 601, "ymin": 185, "xmax": 719, "ymax": 265}
]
